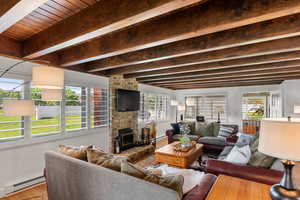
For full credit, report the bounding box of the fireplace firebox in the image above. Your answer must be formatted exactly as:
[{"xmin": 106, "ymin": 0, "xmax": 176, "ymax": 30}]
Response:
[{"xmin": 118, "ymin": 128, "xmax": 135, "ymax": 151}]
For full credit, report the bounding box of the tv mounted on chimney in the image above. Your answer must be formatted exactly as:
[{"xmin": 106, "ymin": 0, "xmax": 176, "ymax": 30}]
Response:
[{"xmin": 116, "ymin": 89, "xmax": 140, "ymax": 112}]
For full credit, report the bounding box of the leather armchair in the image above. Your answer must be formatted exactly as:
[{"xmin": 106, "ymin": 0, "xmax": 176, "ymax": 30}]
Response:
[{"xmin": 205, "ymin": 159, "xmax": 283, "ymax": 185}]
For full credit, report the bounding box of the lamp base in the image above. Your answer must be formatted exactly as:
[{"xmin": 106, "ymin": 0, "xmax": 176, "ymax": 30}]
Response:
[{"xmin": 270, "ymin": 184, "xmax": 300, "ymax": 200}]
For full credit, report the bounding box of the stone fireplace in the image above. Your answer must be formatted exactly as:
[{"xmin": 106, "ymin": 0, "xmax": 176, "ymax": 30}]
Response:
[{"xmin": 108, "ymin": 75, "xmax": 138, "ymax": 153}]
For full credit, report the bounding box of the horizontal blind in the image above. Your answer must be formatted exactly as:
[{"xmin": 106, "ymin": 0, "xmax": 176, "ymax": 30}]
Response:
[
  {"xmin": 185, "ymin": 95, "xmax": 227, "ymax": 122},
  {"xmin": 90, "ymin": 88, "xmax": 108, "ymax": 128},
  {"xmin": 65, "ymin": 86, "xmax": 87, "ymax": 131},
  {"xmin": 0, "ymin": 78, "xmax": 24, "ymax": 140},
  {"xmin": 31, "ymin": 88, "xmax": 61, "ymax": 136}
]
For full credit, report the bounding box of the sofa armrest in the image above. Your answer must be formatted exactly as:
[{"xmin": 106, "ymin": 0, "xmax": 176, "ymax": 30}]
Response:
[
  {"xmin": 205, "ymin": 159, "xmax": 283, "ymax": 185},
  {"xmin": 226, "ymin": 135, "xmax": 238, "ymax": 144},
  {"xmin": 166, "ymin": 129, "xmax": 175, "ymax": 144}
]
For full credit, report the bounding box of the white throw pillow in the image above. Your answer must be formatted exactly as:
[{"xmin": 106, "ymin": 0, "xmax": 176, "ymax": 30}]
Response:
[{"xmin": 224, "ymin": 145, "xmax": 251, "ymax": 165}]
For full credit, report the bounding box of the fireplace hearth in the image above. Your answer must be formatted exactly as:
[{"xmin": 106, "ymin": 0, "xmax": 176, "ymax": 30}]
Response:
[{"xmin": 118, "ymin": 128, "xmax": 135, "ymax": 151}]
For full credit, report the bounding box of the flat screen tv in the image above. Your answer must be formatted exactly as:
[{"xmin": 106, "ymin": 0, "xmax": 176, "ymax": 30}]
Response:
[{"xmin": 117, "ymin": 89, "xmax": 140, "ymax": 112}]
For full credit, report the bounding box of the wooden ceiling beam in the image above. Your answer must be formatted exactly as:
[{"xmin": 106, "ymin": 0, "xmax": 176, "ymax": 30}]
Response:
[
  {"xmin": 125, "ymin": 51, "xmax": 300, "ymax": 78},
  {"xmin": 88, "ymin": 14, "xmax": 300, "ymax": 73},
  {"xmin": 154, "ymin": 74, "xmax": 300, "ymax": 86},
  {"xmin": 22, "ymin": 0, "xmax": 204, "ymax": 59},
  {"xmin": 165, "ymin": 81, "xmax": 283, "ymax": 90},
  {"xmin": 123, "ymin": 36, "xmax": 300, "ymax": 78},
  {"xmin": 60, "ymin": 0, "xmax": 300, "ymax": 67},
  {"xmin": 136, "ymin": 62, "xmax": 300, "ymax": 82},
  {"xmin": 0, "ymin": 0, "xmax": 48, "ymax": 33}
]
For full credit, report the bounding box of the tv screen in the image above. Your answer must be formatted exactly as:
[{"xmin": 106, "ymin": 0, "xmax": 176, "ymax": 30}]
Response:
[{"xmin": 117, "ymin": 89, "xmax": 140, "ymax": 112}]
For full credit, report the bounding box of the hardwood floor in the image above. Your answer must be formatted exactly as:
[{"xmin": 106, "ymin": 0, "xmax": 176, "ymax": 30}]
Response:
[{"xmin": 1, "ymin": 138, "xmax": 168, "ymax": 200}]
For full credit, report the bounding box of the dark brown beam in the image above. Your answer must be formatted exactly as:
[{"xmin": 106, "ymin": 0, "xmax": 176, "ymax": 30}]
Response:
[
  {"xmin": 126, "ymin": 54, "xmax": 300, "ymax": 77},
  {"xmin": 155, "ymin": 74, "xmax": 300, "ymax": 86},
  {"xmin": 0, "ymin": 0, "xmax": 48, "ymax": 33},
  {"xmin": 124, "ymin": 36, "xmax": 300, "ymax": 78},
  {"xmin": 165, "ymin": 81, "xmax": 283, "ymax": 90},
  {"xmin": 137, "ymin": 62, "xmax": 300, "ymax": 82},
  {"xmin": 149, "ymin": 72, "xmax": 300, "ymax": 85},
  {"xmin": 22, "ymin": 0, "xmax": 204, "ymax": 59},
  {"xmin": 88, "ymin": 14, "xmax": 300, "ymax": 73},
  {"xmin": 60, "ymin": 0, "xmax": 300, "ymax": 67}
]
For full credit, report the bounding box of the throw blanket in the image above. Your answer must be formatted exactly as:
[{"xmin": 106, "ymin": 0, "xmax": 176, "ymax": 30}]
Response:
[{"xmin": 155, "ymin": 165, "xmax": 204, "ymax": 194}]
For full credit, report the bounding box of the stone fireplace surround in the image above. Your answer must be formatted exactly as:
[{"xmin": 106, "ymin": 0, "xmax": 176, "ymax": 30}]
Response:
[{"xmin": 109, "ymin": 75, "xmax": 139, "ymax": 153}]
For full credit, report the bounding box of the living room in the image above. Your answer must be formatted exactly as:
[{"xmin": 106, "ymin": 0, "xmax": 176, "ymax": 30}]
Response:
[{"xmin": 1, "ymin": 0, "xmax": 300, "ymax": 200}]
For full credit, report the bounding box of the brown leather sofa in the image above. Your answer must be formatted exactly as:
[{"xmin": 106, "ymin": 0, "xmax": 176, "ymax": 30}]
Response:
[{"xmin": 205, "ymin": 159, "xmax": 283, "ymax": 185}]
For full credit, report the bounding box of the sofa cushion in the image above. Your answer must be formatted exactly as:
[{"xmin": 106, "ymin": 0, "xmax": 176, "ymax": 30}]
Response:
[
  {"xmin": 235, "ymin": 133, "xmax": 253, "ymax": 148},
  {"xmin": 121, "ymin": 161, "xmax": 184, "ymax": 199},
  {"xmin": 250, "ymin": 134, "xmax": 260, "ymax": 153},
  {"xmin": 224, "ymin": 145, "xmax": 251, "ymax": 165},
  {"xmin": 58, "ymin": 145, "xmax": 93, "ymax": 161},
  {"xmin": 198, "ymin": 136, "xmax": 226, "ymax": 146},
  {"xmin": 183, "ymin": 174, "xmax": 217, "ymax": 200},
  {"xmin": 87, "ymin": 149, "xmax": 129, "ymax": 171},
  {"xmin": 218, "ymin": 146, "xmax": 234, "ymax": 160},
  {"xmin": 195, "ymin": 122, "xmax": 212, "ymax": 137},
  {"xmin": 171, "ymin": 123, "xmax": 180, "ymax": 134},
  {"xmin": 211, "ymin": 122, "xmax": 220, "ymax": 137},
  {"xmin": 248, "ymin": 151, "xmax": 276, "ymax": 168},
  {"xmin": 173, "ymin": 134, "xmax": 200, "ymax": 141}
]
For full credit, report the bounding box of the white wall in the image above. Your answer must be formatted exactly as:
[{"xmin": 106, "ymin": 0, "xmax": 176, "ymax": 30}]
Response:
[
  {"xmin": 138, "ymin": 84, "xmax": 176, "ymax": 137},
  {"xmin": 280, "ymin": 80, "xmax": 300, "ymax": 117},
  {"xmin": 175, "ymin": 84, "xmax": 280, "ymax": 130}
]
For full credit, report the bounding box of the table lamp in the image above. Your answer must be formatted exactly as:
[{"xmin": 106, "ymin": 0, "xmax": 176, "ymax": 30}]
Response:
[
  {"xmin": 259, "ymin": 118, "xmax": 300, "ymax": 200},
  {"xmin": 177, "ymin": 104, "xmax": 185, "ymax": 121}
]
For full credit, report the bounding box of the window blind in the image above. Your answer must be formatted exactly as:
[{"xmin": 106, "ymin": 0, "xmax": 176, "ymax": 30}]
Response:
[{"xmin": 90, "ymin": 88, "xmax": 108, "ymax": 128}]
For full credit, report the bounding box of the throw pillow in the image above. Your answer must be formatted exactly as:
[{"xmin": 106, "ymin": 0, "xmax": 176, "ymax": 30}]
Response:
[
  {"xmin": 121, "ymin": 161, "xmax": 184, "ymax": 198},
  {"xmin": 250, "ymin": 136, "xmax": 259, "ymax": 153},
  {"xmin": 235, "ymin": 133, "xmax": 253, "ymax": 148},
  {"xmin": 218, "ymin": 146, "xmax": 234, "ymax": 160},
  {"xmin": 218, "ymin": 125, "xmax": 235, "ymax": 138},
  {"xmin": 87, "ymin": 149, "xmax": 129, "ymax": 171},
  {"xmin": 58, "ymin": 145, "xmax": 93, "ymax": 161},
  {"xmin": 248, "ymin": 151, "xmax": 276, "ymax": 168},
  {"xmin": 179, "ymin": 123, "xmax": 191, "ymax": 134},
  {"xmin": 211, "ymin": 122, "xmax": 220, "ymax": 137},
  {"xmin": 224, "ymin": 145, "xmax": 251, "ymax": 165},
  {"xmin": 171, "ymin": 123, "xmax": 180, "ymax": 134},
  {"xmin": 195, "ymin": 122, "xmax": 212, "ymax": 136}
]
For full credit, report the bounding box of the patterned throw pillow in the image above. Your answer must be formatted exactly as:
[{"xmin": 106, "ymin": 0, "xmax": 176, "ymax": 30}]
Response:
[
  {"xmin": 179, "ymin": 123, "xmax": 191, "ymax": 134},
  {"xmin": 121, "ymin": 161, "xmax": 184, "ymax": 199},
  {"xmin": 248, "ymin": 151, "xmax": 276, "ymax": 168},
  {"xmin": 218, "ymin": 126, "xmax": 235, "ymax": 138},
  {"xmin": 58, "ymin": 145, "xmax": 93, "ymax": 161},
  {"xmin": 224, "ymin": 145, "xmax": 251, "ymax": 165},
  {"xmin": 87, "ymin": 149, "xmax": 129, "ymax": 171}
]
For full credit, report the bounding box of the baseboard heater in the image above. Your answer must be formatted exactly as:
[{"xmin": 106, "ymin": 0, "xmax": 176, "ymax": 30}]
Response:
[{"xmin": 3, "ymin": 176, "xmax": 45, "ymax": 197}]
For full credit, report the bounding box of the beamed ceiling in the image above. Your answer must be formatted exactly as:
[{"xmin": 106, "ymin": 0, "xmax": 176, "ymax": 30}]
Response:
[{"xmin": 1, "ymin": 0, "xmax": 300, "ymax": 89}]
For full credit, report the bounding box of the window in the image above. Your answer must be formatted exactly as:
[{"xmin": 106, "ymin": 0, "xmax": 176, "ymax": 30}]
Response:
[
  {"xmin": 0, "ymin": 78, "xmax": 24, "ymax": 140},
  {"xmin": 139, "ymin": 93, "xmax": 169, "ymax": 122},
  {"xmin": 31, "ymin": 88, "xmax": 61, "ymax": 136},
  {"xmin": 65, "ymin": 86, "xmax": 88, "ymax": 131},
  {"xmin": 185, "ymin": 95, "xmax": 227, "ymax": 122},
  {"xmin": 242, "ymin": 92, "xmax": 269, "ymax": 120},
  {"xmin": 90, "ymin": 88, "xmax": 108, "ymax": 127}
]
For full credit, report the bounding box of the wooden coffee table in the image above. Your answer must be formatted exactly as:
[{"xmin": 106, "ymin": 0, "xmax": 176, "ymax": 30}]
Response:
[
  {"xmin": 206, "ymin": 175, "xmax": 271, "ymax": 200},
  {"xmin": 155, "ymin": 141, "xmax": 203, "ymax": 168}
]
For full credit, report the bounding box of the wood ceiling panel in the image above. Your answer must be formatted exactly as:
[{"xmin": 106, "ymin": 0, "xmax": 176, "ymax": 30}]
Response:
[{"xmin": 1, "ymin": 0, "xmax": 97, "ymax": 40}]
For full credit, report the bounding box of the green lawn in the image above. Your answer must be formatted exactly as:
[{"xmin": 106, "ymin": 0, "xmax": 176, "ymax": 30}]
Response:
[{"xmin": 0, "ymin": 109, "xmax": 87, "ymax": 140}]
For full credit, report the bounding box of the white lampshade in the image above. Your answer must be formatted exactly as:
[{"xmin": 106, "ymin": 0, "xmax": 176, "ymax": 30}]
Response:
[
  {"xmin": 294, "ymin": 105, "xmax": 300, "ymax": 114},
  {"xmin": 259, "ymin": 118, "xmax": 300, "ymax": 161},
  {"xmin": 178, "ymin": 105, "xmax": 185, "ymax": 111},
  {"xmin": 32, "ymin": 66, "xmax": 64, "ymax": 89},
  {"xmin": 171, "ymin": 100, "xmax": 178, "ymax": 106},
  {"xmin": 3, "ymin": 100, "xmax": 35, "ymax": 116},
  {"xmin": 41, "ymin": 89, "xmax": 62, "ymax": 101}
]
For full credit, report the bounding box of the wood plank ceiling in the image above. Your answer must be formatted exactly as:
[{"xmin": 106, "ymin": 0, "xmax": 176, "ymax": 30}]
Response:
[{"xmin": 1, "ymin": 0, "xmax": 300, "ymax": 89}]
